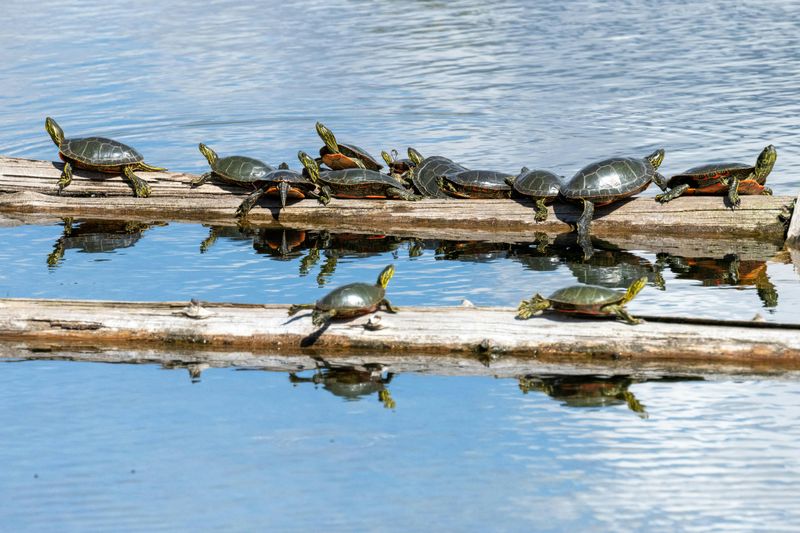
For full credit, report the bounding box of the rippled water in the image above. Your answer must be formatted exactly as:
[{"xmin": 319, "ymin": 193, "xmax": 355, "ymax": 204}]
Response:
[{"xmin": 2, "ymin": 0, "xmax": 800, "ymax": 529}]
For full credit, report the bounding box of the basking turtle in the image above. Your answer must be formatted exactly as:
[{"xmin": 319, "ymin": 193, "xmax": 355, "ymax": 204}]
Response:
[
  {"xmin": 517, "ymin": 277, "xmax": 647, "ymax": 325},
  {"xmin": 406, "ymin": 148, "xmax": 468, "ymax": 198},
  {"xmin": 316, "ymin": 122, "xmax": 383, "ymax": 171},
  {"xmin": 562, "ymin": 149, "xmax": 667, "ymax": 247},
  {"xmin": 45, "ymin": 117, "xmax": 165, "ymax": 197},
  {"xmin": 507, "ymin": 168, "xmax": 563, "ymax": 221},
  {"xmin": 381, "ymin": 149, "xmax": 416, "ymax": 180},
  {"xmin": 298, "ymin": 151, "xmax": 417, "ymax": 201},
  {"xmin": 440, "ymin": 169, "xmax": 514, "ymax": 199},
  {"xmin": 656, "ymin": 145, "xmax": 776, "ymax": 208},
  {"xmin": 288, "ymin": 264, "xmax": 397, "ymax": 326},
  {"xmin": 192, "ymin": 143, "xmax": 274, "ymax": 189},
  {"xmin": 235, "ymin": 162, "xmax": 327, "ymax": 217}
]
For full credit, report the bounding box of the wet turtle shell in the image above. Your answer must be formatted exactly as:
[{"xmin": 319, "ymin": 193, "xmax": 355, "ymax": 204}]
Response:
[
  {"xmin": 204, "ymin": 150, "xmax": 274, "ymax": 187},
  {"xmin": 299, "ymin": 151, "xmax": 416, "ymax": 200},
  {"xmin": 510, "ymin": 168, "xmax": 562, "ymax": 199},
  {"xmin": 562, "ymin": 150, "xmax": 664, "ymax": 206},
  {"xmin": 406, "ymin": 148, "xmax": 468, "ymax": 198},
  {"xmin": 441, "ymin": 170, "xmax": 514, "ymax": 199},
  {"xmin": 546, "ymin": 284, "xmax": 628, "ymax": 314}
]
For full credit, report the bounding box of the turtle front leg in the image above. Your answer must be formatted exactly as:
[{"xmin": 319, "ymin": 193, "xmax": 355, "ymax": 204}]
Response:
[
  {"xmin": 312, "ymin": 309, "xmax": 337, "ymax": 326},
  {"xmin": 533, "ymin": 198, "xmax": 549, "ymax": 222},
  {"xmin": 727, "ymin": 174, "xmax": 741, "ymax": 208},
  {"xmin": 190, "ymin": 172, "xmax": 213, "ymax": 187},
  {"xmin": 388, "ymin": 188, "xmax": 421, "ymax": 201},
  {"xmin": 761, "ymin": 186, "xmax": 773, "ymax": 196},
  {"xmin": 652, "ymin": 172, "xmax": 669, "ymax": 192},
  {"xmin": 123, "ymin": 166, "xmax": 152, "ymax": 197},
  {"xmin": 57, "ymin": 162, "xmax": 73, "ymax": 194},
  {"xmin": 236, "ymin": 185, "xmax": 269, "ymax": 218},
  {"xmin": 606, "ymin": 305, "xmax": 642, "ymax": 325},
  {"xmin": 655, "ymin": 184, "xmax": 689, "ymax": 203},
  {"xmin": 136, "ymin": 161, "xmax": 167, "ymax": 172},
  {"xmin": 380, "ymin": 298, "xmax": 398, "ymax": 313},
  {"xmin": 315, "ymin": 185, "xmax": 333, "ymax": 205},
  {"xmin": 287, "ymin": 303, "xmax": 316, "ymax": 316}
]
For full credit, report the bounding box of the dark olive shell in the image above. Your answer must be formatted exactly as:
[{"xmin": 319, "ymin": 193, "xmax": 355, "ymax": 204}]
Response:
[
  {"xmin": 510, "ymin": 169, "xmax": 562, "ymax": 198},
  {"xmin": 666, "ymin": 163, "xmax": 756, "ymax": 189},
  {"xmin": 316, "ymin": 282, "xmax": 385, "ymax": 312},
  {"xmin": 212, "ymin": 155, "xmax": 274, "ymax": 185},
  {"xmin": 60, "ymin": 136, "xmax": 143, "ymax": 167},
  {"xmin": 443, "ymin": 170, "xmax": 513, "ymax": 198},
  {"xmin": 562, "ymin": 156, "xmax": 655, "ymax": 204},
  {"xmin": 320, "ymin": 143, "xmax": 383, "ymax": 171},
  {"xmin": 410, "ymin": 156, "xmax": 467, "ymax": 198},
  {"xmin": 319, "ymin": 168, "xmax": 412, "ymax": 197},
  {"xmin": 263, "ymin": 168, "xmax": 314, "ymax": 187},
  {"xmin": 548, "ymin": 284, "xmax": 624, "ymax": 312}
]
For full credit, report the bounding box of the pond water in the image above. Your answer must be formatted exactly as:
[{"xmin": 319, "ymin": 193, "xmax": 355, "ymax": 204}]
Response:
[{"xmin": 2, "ymin": 0, "xmax": 800, "ymax": 529}]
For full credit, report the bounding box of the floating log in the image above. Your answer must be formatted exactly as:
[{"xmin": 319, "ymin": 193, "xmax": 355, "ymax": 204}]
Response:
[
  {"xmin": 0, "ymin": 155, "xmax": 793, "ymax": 241},
  {"xmin": 1, "ymin": 298, "xmax": 800, "ymax": 373}
]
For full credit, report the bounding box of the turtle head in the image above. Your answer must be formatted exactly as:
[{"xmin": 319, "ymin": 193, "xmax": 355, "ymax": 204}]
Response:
[
  {"xmin": 407, "ymin": 147, "xmax": 424, "ymax": 165},
  {"xmin": 754, "ymin": 144, "xmax": 777, "ymax": 182},
  {"xmin": 376, "ymin": 264, "xmax": 395, "ymax": 289},
  {"xmin": 297, "ymin": 151, "xmax": 320, "ymax": 183},
  {"xmin": 381, "ymin": 150, "xmax": 394, "ymax": 166},
  {"xmin": 278, "ymin": 162, "xmax": 289, "ymax": 170},
  {"xmin": 44, "ymin": 117, "xmax": 64, "ymax": 146},
  {"xmin": 621, "ymin": 277, "xmax": 648, "ymax": 305},
  {"xmin": 645, "ymin": 149, "xmax": 665, "ymax": 170},
  {"xmin": 315, "ymin": 122, "xmax": 339, "ymax": 154},
  {"xmin": 517, "ymin": 294, "xmax": 550, "ymax": 319},
  {"xmin": 198, "ymin": 143, "xmax": 218, "ymax": 166}
]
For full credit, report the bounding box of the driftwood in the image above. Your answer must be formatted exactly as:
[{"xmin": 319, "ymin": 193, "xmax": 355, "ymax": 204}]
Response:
[
  {"xmin": 1, "ymin": 298, "xmax": 800, "ymax": 374},
  {"xmin": 0, "ymin": 155, "xmax": 793, "ymax": 241}
]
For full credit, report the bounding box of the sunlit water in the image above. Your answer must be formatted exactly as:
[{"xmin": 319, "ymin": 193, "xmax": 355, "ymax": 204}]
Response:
[{"xmin": 2, "ymin": 0, "xmax": 800, "ymax": 529}]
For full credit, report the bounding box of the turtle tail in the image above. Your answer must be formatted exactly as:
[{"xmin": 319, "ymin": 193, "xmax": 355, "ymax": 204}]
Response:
[{"xmin": 278, "ymin": 181, "xmax": 290, "ymax": 209}]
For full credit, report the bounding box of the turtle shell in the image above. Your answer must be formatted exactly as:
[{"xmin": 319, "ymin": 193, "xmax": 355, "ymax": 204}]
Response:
[
  {"xmin": 264, "ymin": 168, "xmax": 314, "ymax": 187},
  {"xmin": 316, "ymin": 282, "xmax": 385, "ymax": 314},
  {"xmin": 59, "ymin": 136, "xmax": 143, "ymax": 168},
  {"xmin": 666, "ymin": 162, "xmax": 757, "ymax": 189},
  {"xmin": 411, "ymin": 156, "xmax": 467, "ymax": 198},
  {"xmin": 212, "ymin": 155, "xmax": 274, "ymax": 185},
  {"xmin": 562, "ymin": 156, "xmax": 655, "ymax": 205},
  {"xmin": 319, "ymin": 168, "xmax": 410, "ymax": 197},
  {"xmin": 547, "ymin": 284, "xmax": 624, "ymax": 314},
  {"xmin": 511, "ymin": 169, "xmax": 562, "ymax": 199},
  {"xmin": 443, "ymin": 170, "xmax": 513, "ymax": 198},
  {"xmin": 320, "ymin": 143, "xmax": 383, "ymax": 171}
]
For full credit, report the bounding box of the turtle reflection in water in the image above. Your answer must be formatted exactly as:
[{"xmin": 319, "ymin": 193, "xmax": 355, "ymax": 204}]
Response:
[
  {"xmin": 657, "ymin": 253, "xmax": 778, "ymax": 308},
  {"xmin": 518, "ymin": 375, "xmax": 647, "ymax": 417},
  {"xmin": 289, "ymin": 364, "xmax": 396, "ymax": 408},
  {"xmin": 47, "ymin": 218, "xmax": 163, "ymax": 267}
]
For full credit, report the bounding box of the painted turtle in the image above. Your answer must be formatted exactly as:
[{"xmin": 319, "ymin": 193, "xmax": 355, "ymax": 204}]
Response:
[
  {"xmin": 381, "ymin": 149, "xmax": 416, "ymax": 180},
  {"xmin": 298, "ymin": 151, "xmax": 417, "ymax": 201},
  {"xmin": 235, "ymin": 162, "xmax": 327, "ymax": 218},
  {"xmin": 562, "ymin": 149, "xmax": 667, "ymax": 245},
  {"xmin": 192, "ymin": 143, "xmax": 274, "ymax": 188},
  {"xmin": 288, "ymin": 264, "xmax": 397, "ymax": 326},
  {"xmin": 45, "ymin": 117, "xmax": 165, "ymax": 197},
  {"xmin": 507, "ymin": 168, "xmax": 563, "ymax": 221},
  {"xmin": 406, "ymin": 148, "xmax": 468, "ymax": 198},
  {"xmin": 440, "ymin": 169, "xmax": 514, "ymax": 199},
  {"xmin": 315, "ymin": 122, "xmax": 383, "ymax": 171},
  {"xmin": 656, "ymin": 145, "xmax": 776, "ymax": 208},
  {"xmin": 517, "ymin": 276, "xmax": 647, "ymax": 325}
]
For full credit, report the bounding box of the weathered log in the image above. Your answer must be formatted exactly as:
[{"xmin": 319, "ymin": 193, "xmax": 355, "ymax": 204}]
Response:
[
  {"xmin": 786, "ymin": 190, "xmax": 800, "ymax": 245},
  {"xmin": 0, "ymin": 155, "xmax": 793, "ymax": 241},
  {"xmin": 1, "ymin": 298, "xmax": 799, "ymax": 371}
]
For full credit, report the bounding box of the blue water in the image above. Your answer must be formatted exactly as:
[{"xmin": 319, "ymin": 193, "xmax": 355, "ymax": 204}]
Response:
[{"xmin": 2, "ymin": 0, "xmax": 800, "ymax": 529}]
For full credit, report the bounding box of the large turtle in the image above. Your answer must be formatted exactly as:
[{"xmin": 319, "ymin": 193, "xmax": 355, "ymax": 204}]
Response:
[
  {"xmin": 656, "ymin": 145, "xmax": 776, "ymax": 208},
  {"xmin": 440, "ymin": 169, "xmax": 514, "ymax": 199},
  {"xmin": 315, "ymin": 122, "xmax": 383, "ymax": 171},
  {"xmin": 288, "ymin": 264, "xmax": 397, "ymax": 326},
  {"xmin": 45, "ymin": 117, "xmax": 166, "ymax": 197},
  {"xmin": 507, "ymin": 168, "xmax": 563, "ymax": 221},
  {"xmin": 406, "ymin": 148, "xmax": 468, "ymax": 198},
  {"xmin": 517, "ymin": 277, "xmax": 648, "ymax": 325},
  {"xmin": 562, "ymin": 149, "xmax": 667, "ymax": 249},
  {"xmin": 298, "ymin": 151, "xmax": 417, "ymax": 201},
  {"xmin": 235, "ymin": 162, "xmax": 327, "ymax": 218}
]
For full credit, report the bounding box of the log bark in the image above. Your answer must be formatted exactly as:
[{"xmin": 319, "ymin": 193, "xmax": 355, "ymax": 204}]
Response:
[
  {"xmin": 1, "ymin": 298, "xmax": 800, "ymax": 371},
  {"xmin": 0, "ymin": 156, "xmax": 793, "ymax": 241}
]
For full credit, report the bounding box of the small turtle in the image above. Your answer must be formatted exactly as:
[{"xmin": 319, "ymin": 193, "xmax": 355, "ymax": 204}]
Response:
[
  {"xmin": 562, "ymin": 150, "xmax": 667, "ymax": 250},
  {"xmin": 507, "ymin": 168, "xmax": 563, "ymax": 221},
  {"xmin": 288, "ymin": 264, "xmax": 398, "ymax": 326},
  {"xmin": 45, "ymin": 117, "xmax": 166, "ymax": 197},
  {"xmin": 298, "ymin": 151, "xmax": 418, "ymax": 201},
  {"xmin": 381, "ymin": 149, "xmax": 416, "ymax": 180},
  {"xmin": 235, "ymin": 162, "xmax": 327, "ymax": 218},
  {"xmin": 316, "ymin": 122, "xmax": 383, "ymax": 171},
  {"xmin": 440, "ymin": 169, "xmax": 514, "ymax": 199},
  {"xmin": 406, "ymin": 148, "xmax": 468, "ymax": 198},
  {"xmin": 517, "ymin": 277, "xmax": 647, "ymax": 325},
  {"xmin": 192, "ymin": 143, "xmax": 274, "ymax": 189},
  {"xmin": 656, "ymin": 145, "xmax": 776, "ymax": 208}
]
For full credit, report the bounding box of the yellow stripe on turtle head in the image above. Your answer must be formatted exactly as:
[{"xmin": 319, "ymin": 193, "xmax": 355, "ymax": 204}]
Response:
[{"xmin": 377, "ymin": 264, "xmax": 395, "ymax": 288}]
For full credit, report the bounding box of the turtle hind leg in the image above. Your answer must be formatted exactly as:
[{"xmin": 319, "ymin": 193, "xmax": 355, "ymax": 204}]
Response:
[
  {"xmin": 380, "ymin": 298, "xmax": 398, "ymax": 313},
  {"xmin": 287, "ymin": 303, "xmax": 315, "ymax": 316},
  {"xmin": 533, "ymin": 198, "xmax": 548, "ymax": 222},
  {"xmin": 656, "ymin": 183, "xmax": 689, "ymax": 203},
  {"xmin": 727, "ymin": 175, "xmax": 741, "ymax": 209},
  {"xmin": 191, "ymin": 172, "xmax": 214, "ymax": 187},
  {"xmin": 312, "ymin": 309, "xmax": 337, "ymax": 326},
  {"xmin": 761, "ymin": 186, "xmax": 773, "ymax": 196},
  {"xmin": 137, "ymin": 161, "xmax": 167, "ymax": 172},
  {"xmin": 57, "ymin": 162, "xmax": 73, "ymax": 194},
  {"xmin": 123, "ymin": 166, "xmax": 152, "ymax": 197},
  {"xmin": 236, "ymin": 184, "xmax": 270, "ymax": 218}
]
